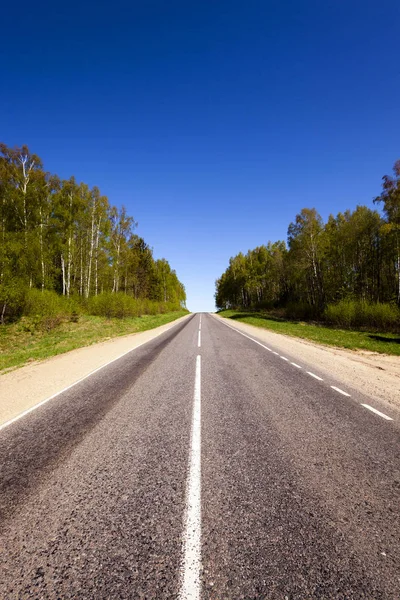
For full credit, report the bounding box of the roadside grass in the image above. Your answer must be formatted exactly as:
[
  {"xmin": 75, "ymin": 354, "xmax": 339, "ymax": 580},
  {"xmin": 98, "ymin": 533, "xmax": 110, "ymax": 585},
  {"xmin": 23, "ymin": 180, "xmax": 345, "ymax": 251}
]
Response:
[
  {"xmin": 218, "ymin": 310, "xmax": 400, "ymax": 356},
  {"xmin": 0, "ymin": 311, "xmax": 188, "ymax": 373}
]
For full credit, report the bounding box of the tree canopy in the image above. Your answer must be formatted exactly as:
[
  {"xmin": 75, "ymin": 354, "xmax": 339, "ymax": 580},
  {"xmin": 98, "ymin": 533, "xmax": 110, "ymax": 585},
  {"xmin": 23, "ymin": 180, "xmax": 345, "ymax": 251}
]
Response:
[
  {"xmin": 0, "ymin": 143, "xmax": 186, "ymax": 319},
  {"xmin": 216, "ymin": 161, "xmax": 400, "ymax": 312}
]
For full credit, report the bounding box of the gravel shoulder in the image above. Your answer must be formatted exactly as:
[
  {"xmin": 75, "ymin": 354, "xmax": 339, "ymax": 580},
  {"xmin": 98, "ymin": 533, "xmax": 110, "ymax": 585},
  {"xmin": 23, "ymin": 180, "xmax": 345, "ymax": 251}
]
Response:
[
  {"xmin": 213, "ymin": 314, "xmax": 400, "ymax": 414},
  {"xmin": 0, "ymin": 314, "xmax": 191, "ymax": 428}
]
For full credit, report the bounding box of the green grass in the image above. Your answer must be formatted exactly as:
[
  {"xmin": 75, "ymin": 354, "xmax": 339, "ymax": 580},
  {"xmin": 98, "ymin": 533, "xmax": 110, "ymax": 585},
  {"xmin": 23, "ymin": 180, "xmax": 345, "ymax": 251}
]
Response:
[
  {"xmin": 0, "ymin": 311, "xmax": 188, "ymax": 373},
  {"xmin": 218, "ymin": 310, "xmax": 400, "ymax": 356}
]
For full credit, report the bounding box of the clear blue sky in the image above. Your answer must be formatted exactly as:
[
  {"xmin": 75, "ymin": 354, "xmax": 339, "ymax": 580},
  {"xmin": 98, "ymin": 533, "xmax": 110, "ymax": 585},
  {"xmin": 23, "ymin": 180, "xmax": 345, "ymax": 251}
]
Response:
[{"xmin": 1, "ymin": 1, "xmax": 399, "ymax": 311}]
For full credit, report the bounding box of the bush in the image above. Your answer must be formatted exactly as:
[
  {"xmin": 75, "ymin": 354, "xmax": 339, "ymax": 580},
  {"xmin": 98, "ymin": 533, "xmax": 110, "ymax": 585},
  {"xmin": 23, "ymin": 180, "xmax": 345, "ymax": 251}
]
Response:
[
  {"xmin": 324, "ymin": 300, "xmax": 400, "ymax": 332},
  {"xmin": 88, "ymin": 293, "xmax": 183, "ymax": 318},
  {"xmin": 0, "ymin": 281, "xmax": 28, "ymax": 323},
  {"xmin": 88, "ymin": 293, "xmax": 140, "ymax": 318},
  {"xmin": 24, "ymin": 289, "xmax": 69, "ymax": 318},
  {"xmin": 284, "ymin": 301, "xmax": 321, "ymax": 321}
]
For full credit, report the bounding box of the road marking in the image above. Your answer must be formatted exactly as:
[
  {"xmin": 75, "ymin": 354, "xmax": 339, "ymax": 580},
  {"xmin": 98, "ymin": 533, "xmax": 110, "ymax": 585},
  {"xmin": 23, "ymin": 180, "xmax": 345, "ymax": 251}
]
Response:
[
  {"xmin": 179, "ymin": 355, "xmax": 202, "ymax": 600},
  {"xmin": 215, "ymin": 316, "xmax": 281, "ymax": 355},
  {"xmin": 198, "ymin": 331, "xmax": 201, "ymax": 348},
  {"xmin": 306, "ymin": 371, "xmax": 323, "ymax": 381},
  {"xmin": 280, "ymin": 356, "xmax": 289, "ymax": 361},
  {"xmin": 361, "ymin": 404, "xmax": 393, "ymax": 421},
  {"xmin": 214, "ymin": 317, "xmax": 395, "ymax": 426},
  {"xmin": 0, "ymin": 317, "xmax": 191, "ymax": 433},
  {"xmin": 330, "ymin": 386, "xmax": 351, "ymax": 397}
]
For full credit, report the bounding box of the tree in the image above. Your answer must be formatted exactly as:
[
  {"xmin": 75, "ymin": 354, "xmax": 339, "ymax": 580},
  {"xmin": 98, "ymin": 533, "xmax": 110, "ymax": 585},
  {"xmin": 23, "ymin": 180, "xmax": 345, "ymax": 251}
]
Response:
[{"xmin": 374, "ymin": 160, "xmax": 400, "ymax": 304}]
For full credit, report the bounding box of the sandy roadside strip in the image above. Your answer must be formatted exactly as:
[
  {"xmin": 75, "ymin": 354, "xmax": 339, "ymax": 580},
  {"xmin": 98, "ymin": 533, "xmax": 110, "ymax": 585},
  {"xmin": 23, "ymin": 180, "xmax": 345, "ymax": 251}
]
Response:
[
  {"xmin": 0, "ymin": 314, "xmax": 191, "ymax": 428},
  {"xmin": 212, "ymin": 314, "xmax": 400, "ymax": 414}
]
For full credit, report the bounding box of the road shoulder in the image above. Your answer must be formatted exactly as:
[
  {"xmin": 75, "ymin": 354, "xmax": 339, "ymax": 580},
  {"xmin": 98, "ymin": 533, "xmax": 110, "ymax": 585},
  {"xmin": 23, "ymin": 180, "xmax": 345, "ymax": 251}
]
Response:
[
  {"xmin": 0, "ymin": 314, "xmax": 191, "ymax": 428},
  {"xmin": 212, "ymin": 314, "xmax": 400, "ymax": 414}
]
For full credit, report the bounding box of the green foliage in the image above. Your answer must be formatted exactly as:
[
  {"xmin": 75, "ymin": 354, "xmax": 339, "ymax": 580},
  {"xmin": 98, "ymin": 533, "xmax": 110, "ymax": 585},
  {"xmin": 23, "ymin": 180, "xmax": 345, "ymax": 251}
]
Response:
[
  {"xmin": 24, "ymin": 289, "xmax": 70, "ymax": 317},
  {"xmin": 324, "ymin": 300, "xmax": 399, "ymax": 331},
  {"xmin": 284, "ymin": 301, "xmax": 321, "ymax": 321},
  {"xmin": 0, "ymin": 280, "xmax": 28, "ymax": 323},
  {"xmin": 216, "ymin": 160, "xmax": 400, "ymax": 330},
  {"xmin": 88, "ymin": 293, "xmax": 140, "ymax": 318},
  {"xmin": 0, "ymin": 141, "xmax": 186, "ymax": 322},
  {"xmin": 87, "ymin": 293, "xmax": 183, "ymax": 319}
]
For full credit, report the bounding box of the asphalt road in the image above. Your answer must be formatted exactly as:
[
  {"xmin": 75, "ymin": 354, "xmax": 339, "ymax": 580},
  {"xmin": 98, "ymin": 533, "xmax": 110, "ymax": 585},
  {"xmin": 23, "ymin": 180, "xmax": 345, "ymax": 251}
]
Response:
[{"xmin": 1, "ymin": 313, "xmax": 399, "ymax": 599}]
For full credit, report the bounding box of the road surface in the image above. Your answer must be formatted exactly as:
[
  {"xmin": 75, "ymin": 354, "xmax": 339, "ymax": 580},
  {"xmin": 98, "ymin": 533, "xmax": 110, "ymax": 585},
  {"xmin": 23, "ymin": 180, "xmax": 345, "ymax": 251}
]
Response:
[{"xmin": 1, "ymin": 313, "xmax": 399, "ymax": 599}]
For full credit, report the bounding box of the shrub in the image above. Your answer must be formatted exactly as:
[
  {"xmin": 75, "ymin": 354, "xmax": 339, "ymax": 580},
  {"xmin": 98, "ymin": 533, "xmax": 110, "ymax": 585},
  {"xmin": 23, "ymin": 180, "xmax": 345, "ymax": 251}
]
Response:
[
  {"xmin": 88, "ymin": 293, "xmax": 183, "ymax": 319},
  {"xmin": 0, "ymin": 281, "xmax": 28, "ymax": 323},
  {"xmin": 24, "ymin": 289, "xmax": 68, "ymax": 318},
  {"xmin": 284, "ymin": 301, "xmax": 321, "ymax": 321},
  {"xmin": 88, "ymin": 293, "xmax": 140, "ymax": 318},
  {"xmin": 324, "ymin": 299, "xmax": 400, "ymax": 332}
]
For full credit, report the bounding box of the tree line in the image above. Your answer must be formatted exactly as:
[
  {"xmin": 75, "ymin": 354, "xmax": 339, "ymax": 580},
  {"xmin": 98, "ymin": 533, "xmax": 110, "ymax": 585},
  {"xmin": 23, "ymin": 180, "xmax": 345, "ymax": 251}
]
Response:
[
  {"xmin": 0, "ymin": 143, "xmax": 186, "ymax": 321},
  {"xmin": 215, "ymin": 161, "xmax": 400, "ymax": 326}
]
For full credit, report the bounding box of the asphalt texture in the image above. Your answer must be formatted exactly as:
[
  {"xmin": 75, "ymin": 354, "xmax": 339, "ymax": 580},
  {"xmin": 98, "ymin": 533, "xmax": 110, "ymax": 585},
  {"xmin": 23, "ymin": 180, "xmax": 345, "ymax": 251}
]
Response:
[{"xmin": 1, "ymin": 313, "xmax": 399, "ymax": 599}]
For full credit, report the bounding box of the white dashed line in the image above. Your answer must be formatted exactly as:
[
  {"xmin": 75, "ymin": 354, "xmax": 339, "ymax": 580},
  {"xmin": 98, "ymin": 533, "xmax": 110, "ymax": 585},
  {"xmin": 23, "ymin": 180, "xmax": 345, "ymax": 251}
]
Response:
[
  {"xmin": 330, "ymin": 386, "xmax": 351, "ymax": 397},
  {"xmin": 214, "ymin": 318, "xmax": 279, "ymax": 354},
  {"xmin": 215, "ymin": 316, "xmax": 395, "ymax": 427},
  {"xmin": 280, "ymin": 356, "xmax": 289, "ymax": 361},
  {"xmin": 307, "ymin": 371, "xmax": 323, "ymax": 381},
  {"xmin": 179, "ymin": 355, "xmax": 202, "ymax": 600},
  {"xmin": 197, "ymin": 331, "xmax": 201, "ymax": 348},
  {"xmin": 361, "ymin": 404, "xmax": 393, "ymax": 421}
]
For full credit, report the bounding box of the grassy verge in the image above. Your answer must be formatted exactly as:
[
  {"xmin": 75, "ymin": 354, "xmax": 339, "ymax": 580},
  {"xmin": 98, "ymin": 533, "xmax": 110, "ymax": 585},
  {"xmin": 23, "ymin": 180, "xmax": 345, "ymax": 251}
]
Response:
[
  {"xmin": 0, "ymin": 311, "xmax": 188, "ymax": 373},
  {"xmin": 218, "ymin": 310, "xmax": 400, "ymax": 356}
]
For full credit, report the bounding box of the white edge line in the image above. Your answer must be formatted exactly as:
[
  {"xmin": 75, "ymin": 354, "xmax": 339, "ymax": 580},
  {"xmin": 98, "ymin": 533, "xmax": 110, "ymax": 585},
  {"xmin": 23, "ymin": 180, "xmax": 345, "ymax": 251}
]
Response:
[
  {"xmin": 272, "ymin": 351, "xmax": 279, "ymax": 355},
  {"xmin": 0, "ymin": 317, "xmax": 188, "ymax": 433},
  {"xmin": 214, "ymin": 315, "xmax": 277, "ymax": 354},
  {"xmin": 280, "ymin": 356, "xmax": 289, "ymax": 361},
  {"xmin": 179, "ymin": 354, "xmax": 202, "ymax": 600},
  {"xmin": 361, "ymin": 404, "xmax": 393, "ymax": 421},
  {"xmin": 330, "ymin": 385, "xmax": 351, "ymax": 397},
  {"xmin": 215, "ymin": 317, "xmax": 394, "ymax": 425},
  {"xmin": 306, "ymin": 371, "xmax": 323, "ymax": 381}
]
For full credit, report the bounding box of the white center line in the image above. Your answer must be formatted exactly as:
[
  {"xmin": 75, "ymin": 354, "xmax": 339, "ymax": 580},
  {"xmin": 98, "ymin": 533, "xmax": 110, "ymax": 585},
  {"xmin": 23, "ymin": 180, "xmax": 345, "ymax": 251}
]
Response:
[
  {"xmin": 330, "ymin": 386, "xmax": 351, "ymax": 397},
  {"xmin": 198, "ymin": 331, "xmax": 201, "ymax": 348},
  {"xmin": 291, "ymin": 362, "xmax": 302, "ymax": 369},
  {"xmin": 361, "ymin": 404, "xmax": 393, "ymax": 421},
  {"xmin": 179, "ymin": 355, "xmax": 202, "ymax": 600},
  {"xmin": 306, "ymin": 371, "xmax": 323, "ymax": 381}
]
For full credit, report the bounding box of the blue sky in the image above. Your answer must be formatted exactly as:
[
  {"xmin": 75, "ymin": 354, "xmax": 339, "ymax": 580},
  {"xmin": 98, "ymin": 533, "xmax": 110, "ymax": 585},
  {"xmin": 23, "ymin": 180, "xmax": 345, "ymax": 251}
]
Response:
[{"xmin": 1, "ymin": 0, "xmax": 399, "ymax": 311}]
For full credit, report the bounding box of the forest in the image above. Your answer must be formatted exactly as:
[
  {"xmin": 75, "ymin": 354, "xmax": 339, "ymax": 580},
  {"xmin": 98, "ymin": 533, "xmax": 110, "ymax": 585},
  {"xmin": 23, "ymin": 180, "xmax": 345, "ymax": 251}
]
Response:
[
  {"xmin": 215, "ymin": 161, "xmax": 400, "ymax": 331},
  {"xmin": 0, "ymin": 143, "xmax": 186, "ymax": 323}
]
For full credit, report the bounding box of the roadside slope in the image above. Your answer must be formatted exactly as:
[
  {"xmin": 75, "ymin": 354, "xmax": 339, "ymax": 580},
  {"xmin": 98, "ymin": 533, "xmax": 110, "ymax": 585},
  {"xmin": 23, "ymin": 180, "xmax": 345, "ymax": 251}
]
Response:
[{"xmin": 0, "ymin": 314, "xmax": 191, "ymax": 428}]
